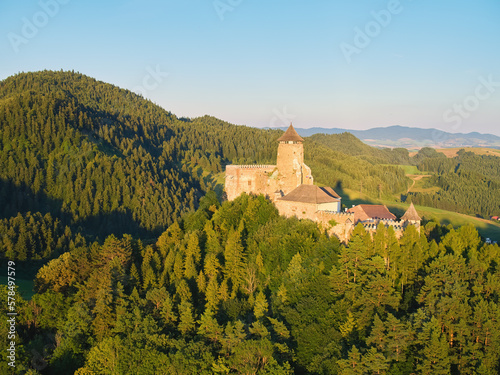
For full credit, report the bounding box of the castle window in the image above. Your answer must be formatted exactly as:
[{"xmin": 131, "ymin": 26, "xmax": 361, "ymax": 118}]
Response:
[{"xmin": 248, "ymin": 181, "xmax": 251, "ymax": 187}]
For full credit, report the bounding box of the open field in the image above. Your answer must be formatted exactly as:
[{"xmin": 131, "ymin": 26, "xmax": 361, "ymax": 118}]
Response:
[
  {"xmin": 382, "ymin": 164, "xmax": 430, "ymax": 175},
  {"xmin": 341, "ymin": 188, "xmax": 500, "ymax": 241},
  {"xmin": 436, "ymin": 147, "xmax": 500, "ymax": 158},
  {"xmin": 406, "ymin": 174, "xmax": 438, "ymax": 194},
  {"xmin": 409, "ymin": 147, "xmax": 500, "ymax": 158},
  {"xmin": 397, "ymin": 165, "xmax": 425, "ymax": 175},
  {"xmin": 389, "ymin": 165, "xmax": 437, "ymax": 194}
]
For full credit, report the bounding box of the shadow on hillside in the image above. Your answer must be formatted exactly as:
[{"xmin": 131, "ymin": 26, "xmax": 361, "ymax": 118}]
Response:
[
  {"xmin": 384, "ymin": 205, "xmax": 406, "ymax": 218},
  {"xmin": 79, "ymin": 102, "xmax": 176, "ymax": 158},
  {"xmin": 0, "ymin": 178, "xmax": 69, "ymax": 222},
  {"xmin": 0, "ymin": 178, "xmax": 162, "ymax": 243},
  {"xmin": 334, "ymin": 183, "xmax": 377, "ymax": 210},
  {"xmin": 202, "ymin": 174, "xmax": 225, "ymax": 202}
]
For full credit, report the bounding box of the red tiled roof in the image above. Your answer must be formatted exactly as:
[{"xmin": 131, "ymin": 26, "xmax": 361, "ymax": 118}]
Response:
[{"xmin": 348, "ymin": 204, "xmax": 396, "ymax": 221}]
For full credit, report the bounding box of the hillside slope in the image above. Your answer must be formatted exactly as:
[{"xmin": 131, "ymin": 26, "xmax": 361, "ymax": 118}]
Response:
[
  {"xmin": 0, "ymin": 71, "xmax": 409, "ymax": 260},
  {"xmin": 308, "ymin": 132, "xmax": 411, "ymax": 164}
]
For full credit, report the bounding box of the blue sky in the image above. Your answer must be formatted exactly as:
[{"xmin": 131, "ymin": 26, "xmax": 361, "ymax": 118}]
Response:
[{"xmin": 1, "ymin": 0, "xmax": 499, "ymax": 136}]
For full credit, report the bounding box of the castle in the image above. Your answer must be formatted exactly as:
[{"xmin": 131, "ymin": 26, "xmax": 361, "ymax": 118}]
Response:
[{"xmin": 225, "ymin": 124, "xmax": 420, "ymax": 242}]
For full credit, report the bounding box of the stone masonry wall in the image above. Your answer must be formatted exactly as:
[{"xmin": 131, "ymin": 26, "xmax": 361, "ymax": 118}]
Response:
[
  {"xmin": 225, "ymin": 165, "xmax": 278, "ymax": 201},
  {"xmin": 274, "ymin": 200, "xmax": 318, "ymax": 220},
  {"xmin": 274, "ymin": 202, "xmax": 356, "ymax": 243},
  {"xmin": 315, "ymin": 211, "xmax": 356, "ymax": 243}
]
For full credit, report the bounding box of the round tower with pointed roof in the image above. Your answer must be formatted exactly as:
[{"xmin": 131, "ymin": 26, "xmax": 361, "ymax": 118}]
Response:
[
  {"xmin": 276, "ymin": 123, "xmax": 313, "ymax": 195},
  {"xmin": 401, "ymin": 202, "xmax": 421, "ymax": 230}
]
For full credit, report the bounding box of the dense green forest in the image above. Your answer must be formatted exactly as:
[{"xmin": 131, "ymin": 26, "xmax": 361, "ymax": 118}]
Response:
[
  {"xmin": 308, "ymin": 133, "xmax": 412, "ymax": 165},
  {"xmin": 1, "ymin": 194, "xmax": 499, "ymax": 374},
  {"xmin": 408, "ymin": 150, "xmax": 500, "ymax": 218}
]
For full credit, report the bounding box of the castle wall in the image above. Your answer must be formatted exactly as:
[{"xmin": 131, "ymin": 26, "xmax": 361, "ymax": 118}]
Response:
[
  {"xmin": 225, "ymin": 165, "xmax": 278, "ymax": 201},
  {"xmin": 275, "ymin": 206, "xmax": 409, "ymax": 243},
  {"xmin": 274, "ymin": 200, "xmax": 318, "ymax": 220},
  {"xmin": 273, "ymin": 203, "xmax": 355, "ymax": 242},
  {"xmin": 362, "ymin": 221, "xmax": 404, "ymax": 239},
  {"xmin": 315, "ymin": 211, "xmax": 356, "ymax": 243}
]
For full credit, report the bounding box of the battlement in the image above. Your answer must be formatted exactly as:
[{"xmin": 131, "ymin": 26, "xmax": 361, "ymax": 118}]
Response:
[
  {"xmin": 363, "ymin": 222, "xmax": 403, "ymax": 231},
  {"xmin": 226, "ymin": 164, "xmax": 275, "ymax": 170},
  {"xmin": 361, "ymin": 218, "xmax": 404, "ymax": 231},
  {"xmin": 363, "ymin": 218, "xmax": 399, "ymax": 224},
  {"xmin": 322, "ymin": 211, "xmax": 355, "ymax": 217}
]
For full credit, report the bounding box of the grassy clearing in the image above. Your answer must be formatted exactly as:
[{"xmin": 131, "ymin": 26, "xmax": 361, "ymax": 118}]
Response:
[
  {"xmin": 382, "ymin": 164, "xmax": 432, "ymax": 176},
  {"xmin": 398, "ymin": 165, "xmax": 422, "ymax": 175},
  {"xmin": 388, "ymin": 164, "xmax": 437, "ymax": 194},
  {"xmin": 409, "ymin": 175, "xmax": 439, "ymax": 194},
  {"xmin": 406, "ymin": 205, "xmax": 499, "ymax": 240},
  {"xmin": 341, "ymin": 188, "xmax": 500, "ymax": 241},
  {"xmin": 380, "ymin": 164, "xmax": 424, "ymax": 175}
]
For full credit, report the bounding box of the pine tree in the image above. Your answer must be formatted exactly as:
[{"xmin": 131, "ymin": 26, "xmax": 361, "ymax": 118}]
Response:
[
  {"xmin": 198, "ymin": 309, "xmax": 223, "ymax": 343},
  {"xmin": 362, "ymin": 347, "xmax": 389, "ymax": 374},
  {"xmin": 416, "ymin": 317, "xmax": 450, "ymax": 375},
  {"xmin": 223, "ymin": 229, "xmax": 246, "ymax": 296},
  {"xmin": 254, "ymin": 290, "xmax": 268, "ymax": 320},
  {"xmin": 178, "ymin": 300, "xmax": 195, "ymax": 335},
  {"xmin": 338, "ymin": 346, "xmax": 365, "ymax": 375}
]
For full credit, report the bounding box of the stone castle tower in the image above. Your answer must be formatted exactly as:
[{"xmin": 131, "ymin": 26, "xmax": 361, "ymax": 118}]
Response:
[
  {"xmin": 276, "ymin": 124, "xmax": 313, "ymax": 195},
  {"xmin": 225, "ymin": 123, "xmax": 313, "ymax": 201}
]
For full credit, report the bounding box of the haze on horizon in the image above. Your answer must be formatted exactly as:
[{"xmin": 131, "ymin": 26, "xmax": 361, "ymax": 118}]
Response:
[{"xmin": 1, "ymin": 0, "xmax": 499, "ymax": 136}]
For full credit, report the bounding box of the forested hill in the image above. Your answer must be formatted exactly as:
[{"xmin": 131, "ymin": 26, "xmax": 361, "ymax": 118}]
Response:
[
  {"xmin": 0, "ymin": 70, "xmax": 201, "ymax": 243},
  {"xmin": 308, "ymin": 132, "xmax": 412, "ymax": 165},
  {"xmin": 1, "ymin": 71, "xmax": 500, "ymax": 375},
  {"xmin": 0, "ymin": 70, "xmax": 409, "ymax": 260}
]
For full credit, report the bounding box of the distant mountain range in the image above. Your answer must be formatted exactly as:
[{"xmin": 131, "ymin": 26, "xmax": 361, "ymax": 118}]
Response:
[{"xmin": 273, "ymin": 125, "xmax": 500, "ymax": 149}]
